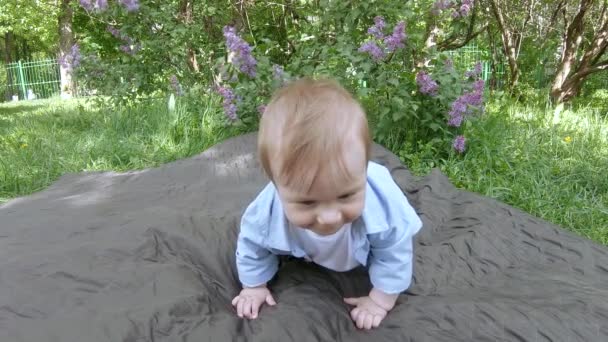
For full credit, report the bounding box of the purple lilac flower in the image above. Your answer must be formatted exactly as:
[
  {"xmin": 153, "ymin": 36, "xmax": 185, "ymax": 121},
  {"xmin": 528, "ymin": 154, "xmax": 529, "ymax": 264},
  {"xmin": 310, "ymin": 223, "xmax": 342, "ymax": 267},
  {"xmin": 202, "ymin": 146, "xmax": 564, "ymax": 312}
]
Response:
[
  {"xmin": 107, "ymin": 26, "xmax": 140, "ymax": 55},
  {"xmin": 447, "ymin": 97, "xmax": 468, "ymax": 127},
  {"xmin": 257, "ymin": 104, "xmax": 267, "ymax": 115},
  {"xmin": 79, "ymin": 0, "xmax": 94, "ymax": 11},
  {"xmin": 169, "ymin": 75, "xmax": 183, "ymax": 96},
  {"xmin": 432, "ymin": 0, "xmax": 453, "ymax": 15},
  {"xmin": 119, "ymin": 0, "xmax": 140, "ymax": 12},
  {"xmin": 223, "ymin": 26, "xmax": 257, "ymax": 78},
  {"xmin": 465, "ymin": 61, "xmax": 483, "ymax": 78},
  {"xmin": 434, "ymin": 0, "xmax": 453, "ymax": 10},
  {"xmin": 460, "ymin": 0, "xmax": 473, "ymax": 17},
  {"xmin": 358, "ymin": 41, "xmax": 385, "ymax": 61},
  {"xmin": 71, "ymin": 44, "xmax": 82, "ymax": 68},
  {"xmin": 460, "ymin": 5, "xmax": 470, "ymax": 17},
  {"xmin": 107, "ymin": 26, "xmax": 121, "ymax": 39},
  {"xmin": 95, "ymin": 0, "xmax": 108, "ymax": 12},
  {"xmin": 384, "ymin": 21, "xmax": 407, "ymax": 52},
  {"xmin": 367, "ymin": 16, "xmax": 386, "ymax": 39},
  {"xmin": 463, "ymin": 91, "xmax": 483, "ymax": 106},
  {"xmin": 452, "ymin": 10, "xmax": 460, "ymax": 18},
  {"xmin": 59, "ymin": 44, "xmax": 82, "ymax": 71},
  {"xmin": 452, "ymin": 98, "xmax": 467, "ymax": 113},
  {"xmin": 447, "ymin": 79, "xmax": 484, "ymax": 126},
  {"xmin": 448, "ymin": 111, "xmax": 464, "ymax": 127},
  {"xmin": 473, "ymin": 79, "xmax": 485, "ymax": 93},
  {"xmin": 119, "ymin": 43, "xmax": 141, "ymax": 56},
  {"xmin": 272, "ymin": 64, "xmax": 285, "ymax": 82},
  {"xmin": 452, "ymin": 135, "xmax": 466, "ymax": 153},
  {"xmin": 416, "ymin": 71, "xmax": 439, "ymax": 96},
  {"xmin": 217, "ymin": 86, "xmax": 238, "ymax": 121}
]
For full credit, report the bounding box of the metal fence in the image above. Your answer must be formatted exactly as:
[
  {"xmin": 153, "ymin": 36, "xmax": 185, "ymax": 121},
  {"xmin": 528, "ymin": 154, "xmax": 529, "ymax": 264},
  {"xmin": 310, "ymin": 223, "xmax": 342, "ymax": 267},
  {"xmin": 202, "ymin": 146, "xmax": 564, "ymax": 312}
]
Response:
[
  {"xmin": 1, "ymin": 58, "xmax": 61, "ymax": 101},
  {"xmin": 446, "ymin": 45, "xmax": 508, "ymax": 88}
]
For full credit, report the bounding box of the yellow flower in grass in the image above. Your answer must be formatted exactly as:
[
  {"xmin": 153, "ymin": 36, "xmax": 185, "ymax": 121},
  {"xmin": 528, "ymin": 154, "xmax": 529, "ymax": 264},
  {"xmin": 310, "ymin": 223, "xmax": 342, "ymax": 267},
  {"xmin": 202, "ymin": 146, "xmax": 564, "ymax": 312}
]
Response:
[
  {"xmin": 564, "ymin": 136, "xmax": 572, "ymax": 143},
  {"xmin": 20, "ymin": 143, "xmax": 28, "ymax": 148}
]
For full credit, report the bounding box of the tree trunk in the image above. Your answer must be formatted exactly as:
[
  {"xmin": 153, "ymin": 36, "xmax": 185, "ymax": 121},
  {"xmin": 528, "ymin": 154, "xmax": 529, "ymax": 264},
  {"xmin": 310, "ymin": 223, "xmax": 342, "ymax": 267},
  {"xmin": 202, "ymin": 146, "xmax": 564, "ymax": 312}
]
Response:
[
  {"xmin": 58, "ymin": 0, "xmax": 75, "ymax": 98},
  {"xmin": 550, "ymin": 0, "xmax": 607, "ymax": 103},
  {"xmin": 487, "ymin": 26, "xmax": 500, "ymax": 90},
  {"xmin": 179, "ymin": 0, "xmax": 200, "ymax": 73},
  {"xmin": 489, "ymin": 0, "xmax": 521, "ymax": 90},
  {"xmin": 4, "ymin": 32, "xmax": 15, "ymax": 100},
  {"xmin": 4, "ymin": 32, "xmax": 14, "ymax": 64}
]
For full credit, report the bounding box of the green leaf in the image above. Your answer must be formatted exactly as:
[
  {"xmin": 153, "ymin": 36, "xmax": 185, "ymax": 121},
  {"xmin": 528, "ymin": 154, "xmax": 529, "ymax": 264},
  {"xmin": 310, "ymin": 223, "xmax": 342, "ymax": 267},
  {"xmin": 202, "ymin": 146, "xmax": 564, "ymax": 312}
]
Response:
[{"xmin": 429, "ymin": 123, "xmax": 442, "ymax": 132}]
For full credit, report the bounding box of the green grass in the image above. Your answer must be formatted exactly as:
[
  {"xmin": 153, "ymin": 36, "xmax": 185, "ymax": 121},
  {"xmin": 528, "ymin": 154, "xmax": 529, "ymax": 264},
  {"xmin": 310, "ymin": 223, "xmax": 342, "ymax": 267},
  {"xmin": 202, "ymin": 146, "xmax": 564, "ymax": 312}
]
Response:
[
  {"xmin": 0, "ymin": 96, "xmax": 246, "ymax": 202},
  {"xmin": 403, "ymin": 97, "xmax": 608, "ymax": 245},
  {"xmin": 1, "ymin": 94, "xmax": 606, "ymax": 245}
]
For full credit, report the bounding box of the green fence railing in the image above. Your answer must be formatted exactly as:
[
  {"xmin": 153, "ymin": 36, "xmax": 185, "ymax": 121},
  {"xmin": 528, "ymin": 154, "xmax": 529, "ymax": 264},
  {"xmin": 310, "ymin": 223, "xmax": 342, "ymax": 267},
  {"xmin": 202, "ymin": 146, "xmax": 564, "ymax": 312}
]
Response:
[
  {"xmin": 1, "ymin": 58, "xmax": 61, "ymax": 101},
  {"xmin": 445, "ymin": 45, "xmax": 509, "ymax": 89}
]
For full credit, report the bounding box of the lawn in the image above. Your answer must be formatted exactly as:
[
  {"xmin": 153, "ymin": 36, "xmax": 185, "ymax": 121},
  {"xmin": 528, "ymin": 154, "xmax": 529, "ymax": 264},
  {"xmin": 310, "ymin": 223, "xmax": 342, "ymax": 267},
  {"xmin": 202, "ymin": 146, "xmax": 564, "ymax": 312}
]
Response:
[{"xmin": 1, "ymin": 95, "xmax": 606, "ymax": 244}]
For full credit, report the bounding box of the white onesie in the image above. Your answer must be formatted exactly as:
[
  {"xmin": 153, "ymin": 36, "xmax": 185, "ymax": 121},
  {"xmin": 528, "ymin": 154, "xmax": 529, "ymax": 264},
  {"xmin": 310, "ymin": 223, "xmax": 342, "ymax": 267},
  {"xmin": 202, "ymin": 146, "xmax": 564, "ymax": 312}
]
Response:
[{"xmin": 290, "ymin": 223, "xmax": 361, "ymax": 272}]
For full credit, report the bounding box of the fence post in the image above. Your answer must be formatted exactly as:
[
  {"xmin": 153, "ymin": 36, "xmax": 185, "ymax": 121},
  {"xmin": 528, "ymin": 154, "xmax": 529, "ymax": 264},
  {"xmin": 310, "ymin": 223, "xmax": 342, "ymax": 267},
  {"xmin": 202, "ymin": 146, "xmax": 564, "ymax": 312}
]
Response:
[{"xmin": 17, "ymin": 60, "xmax": 27, "ymax": 100}]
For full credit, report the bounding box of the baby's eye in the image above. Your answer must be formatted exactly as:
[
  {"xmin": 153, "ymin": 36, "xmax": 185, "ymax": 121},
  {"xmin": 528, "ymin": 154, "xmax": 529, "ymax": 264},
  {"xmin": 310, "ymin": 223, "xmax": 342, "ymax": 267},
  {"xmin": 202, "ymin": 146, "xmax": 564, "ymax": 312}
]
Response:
[
  {"xmin": 298, "ymin": 200, "xmax": 316, "ymax": 206},
  {"xmin": 338, "ymin": 192, "xmax": 355, "ymax": 200}
]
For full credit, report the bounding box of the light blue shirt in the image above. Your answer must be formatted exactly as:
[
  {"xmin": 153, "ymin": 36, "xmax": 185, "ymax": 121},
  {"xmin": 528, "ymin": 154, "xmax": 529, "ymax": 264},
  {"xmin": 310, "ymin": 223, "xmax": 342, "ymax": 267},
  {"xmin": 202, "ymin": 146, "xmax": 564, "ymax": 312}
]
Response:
[{"xmin": 235, "ymin": 161, "xmax": 423, "ymax": 294}]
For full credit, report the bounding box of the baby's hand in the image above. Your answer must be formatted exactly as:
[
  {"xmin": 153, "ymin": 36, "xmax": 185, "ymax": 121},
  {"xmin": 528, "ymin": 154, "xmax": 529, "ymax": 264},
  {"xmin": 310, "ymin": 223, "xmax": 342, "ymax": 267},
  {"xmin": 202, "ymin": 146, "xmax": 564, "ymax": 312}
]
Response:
[
  {"xmin": 232, "ymin": 285, "xmax": 276, "ymax": 319},
  {"xmin": 344, "ymin": 296, "xmax": 388, "ymax": 330}
]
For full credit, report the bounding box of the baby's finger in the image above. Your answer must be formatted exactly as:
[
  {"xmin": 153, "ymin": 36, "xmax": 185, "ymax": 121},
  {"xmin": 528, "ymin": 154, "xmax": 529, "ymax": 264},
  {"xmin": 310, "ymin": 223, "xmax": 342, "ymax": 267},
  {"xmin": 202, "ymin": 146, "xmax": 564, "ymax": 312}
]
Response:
[
  {"xmin": 363, "ymin": 314, "xmax": 373, "ymax": 330},
  {"xmin": 372, "ymin": 315, "xmax": 382, "ymax": 328},
  {"xmin": 356, "ymin": 311, "xmax": 367, "ymax": 329},
  {"xmin": 343, "ymin": 297, "xmax": 359, "ymax": 306},
  {"xmin": 251, "ymin": 300, "xmax": 260, "ymax": 319},
  {"xmin": 243, "ymin": 299, "xmax": 253, "ymax": 319},
  {"xmin": 266, "ymin": 294, "xmax": 276, "ymax": 306},
  {"xmin": 237, "ymin": 298, "xmax": 245, "ymax": 318},
  {"xmin": 350, "ymin": 307, "xmax": 361, "ymax": 322}
]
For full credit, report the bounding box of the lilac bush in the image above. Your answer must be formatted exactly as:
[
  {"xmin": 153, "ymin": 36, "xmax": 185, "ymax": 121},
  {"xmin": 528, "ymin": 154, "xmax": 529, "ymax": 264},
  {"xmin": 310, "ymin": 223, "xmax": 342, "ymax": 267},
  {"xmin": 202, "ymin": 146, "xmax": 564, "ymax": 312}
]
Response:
[
  {"xmin": 355, "ymin": 9, "xmax": 485, "ymax": 156},
  {"xmin": 211, "ymin": 26, "xmax": 293, "ymax": 123},
  {"xmin": 80, "ymin": 0, "xmax": 138, "ymax": 12},
  {"xmin": 368, "ymin": 16, "xmax": 386, "ymax": 39},
  {"xmin": 432, "ymin": 0, "xmax": 473, "ymax": 19},
  {"xmin": 358, "ymin": 41, "xmax": 385, "ymax": 61},
  {"xmin": 358, "ymin": 17, "xmax": 407, "ymax": 61},
  {"xmin": 416, "ymin": 71, "xmax": 439, "ymax": 96},
  {"xmin": 59, "ymin": 44, "xmax": 82, "ymax": 71},
  {"xmin": 384, "ymin": 22, "xmax": 407, "ymax": 52},
  {"xmin": 465, "ymin": 61, "xmax": 482, "ymax": 78},
  {"xmin": 79, "ymin": 0, "xmax": 94, "ymax": 11},
  {"xmin": 223, "ymin": 26, "xmax": 257, "ymax": 78},
  {"xmin": 443, "ymin": 70, "xmax": 485, "ymax": 152},
  {"xmin": 119, "ymin": 0, "xmax": 140, "ymax": 12},
  {"xmin": 452, "ymin": 135, "xmax": 466, "ymax": 153},
  {"xmin": 107, "ymin": 25, "xmax": 141, "ymax": 56},
  {"xmin": 216, "ymin": 86, "xmax": 238, "ymax": 121}
]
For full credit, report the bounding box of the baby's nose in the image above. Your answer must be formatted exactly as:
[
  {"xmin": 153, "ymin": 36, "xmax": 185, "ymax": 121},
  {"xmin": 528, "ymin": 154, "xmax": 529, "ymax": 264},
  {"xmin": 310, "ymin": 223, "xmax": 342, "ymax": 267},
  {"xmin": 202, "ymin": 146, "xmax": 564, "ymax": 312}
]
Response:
[{"xmin": 317, "ymin": 209, "xmax": 342, "ymax": 225}]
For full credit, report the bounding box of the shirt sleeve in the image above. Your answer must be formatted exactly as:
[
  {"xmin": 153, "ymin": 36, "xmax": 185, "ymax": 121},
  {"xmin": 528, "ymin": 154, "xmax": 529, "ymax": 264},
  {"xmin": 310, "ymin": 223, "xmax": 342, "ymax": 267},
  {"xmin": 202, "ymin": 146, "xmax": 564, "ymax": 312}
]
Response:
[
  {"xmin": 366, "ymin": 164, "xmax": 423, "ymax": 294},
  {"xmin": 235, "ymin": 185, "xmax": 279, "ymax": 288}
]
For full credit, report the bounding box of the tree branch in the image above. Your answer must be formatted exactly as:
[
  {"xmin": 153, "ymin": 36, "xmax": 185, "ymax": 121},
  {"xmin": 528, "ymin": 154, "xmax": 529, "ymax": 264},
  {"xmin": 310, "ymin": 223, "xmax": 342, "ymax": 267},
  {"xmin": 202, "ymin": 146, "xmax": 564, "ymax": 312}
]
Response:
[
  {"xmin": 571, "ymin": 59, "xmax": 608, "ymax": 79},
  {"xmin": 437, "ymin": 3, "xmax": 488, "ymax": 51},
  {"xmin": 438, "ymin": 24, "xmax": 489, "ymax": 51}
]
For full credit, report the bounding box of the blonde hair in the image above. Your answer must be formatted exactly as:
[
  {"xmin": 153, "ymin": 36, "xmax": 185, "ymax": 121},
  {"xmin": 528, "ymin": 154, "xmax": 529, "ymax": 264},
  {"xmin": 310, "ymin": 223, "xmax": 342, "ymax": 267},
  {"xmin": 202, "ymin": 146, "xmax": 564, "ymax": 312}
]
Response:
[{"xmin": 258, "ymin": 77, "xmax": 371, "ymax": 192}]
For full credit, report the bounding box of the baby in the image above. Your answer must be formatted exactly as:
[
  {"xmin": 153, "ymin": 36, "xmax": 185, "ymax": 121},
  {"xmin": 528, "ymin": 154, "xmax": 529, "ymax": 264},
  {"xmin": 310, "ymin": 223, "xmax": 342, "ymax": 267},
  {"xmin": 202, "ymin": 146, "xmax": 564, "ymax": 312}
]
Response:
[{"xmin": 232, "ymin": 78, "xmax": 422, "ymax": 330}]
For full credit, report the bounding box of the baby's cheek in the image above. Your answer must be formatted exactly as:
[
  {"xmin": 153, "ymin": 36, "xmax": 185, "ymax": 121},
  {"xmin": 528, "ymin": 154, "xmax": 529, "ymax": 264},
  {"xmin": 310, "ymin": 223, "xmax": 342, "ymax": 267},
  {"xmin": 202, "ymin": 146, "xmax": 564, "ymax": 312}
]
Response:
[
  {"xmin": 284, "ymin": 206, "xmax": 312, "ymax": 227},
  {"xmin": 344, "ymin": 200, "xmax": 365, "ymax": 223}
]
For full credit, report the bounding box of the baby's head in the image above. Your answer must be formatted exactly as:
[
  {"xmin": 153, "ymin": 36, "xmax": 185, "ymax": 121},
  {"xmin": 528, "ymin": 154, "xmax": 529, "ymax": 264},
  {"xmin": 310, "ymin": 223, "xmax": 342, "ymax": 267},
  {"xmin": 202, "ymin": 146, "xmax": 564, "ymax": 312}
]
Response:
[{"xmin": 258, "ymin": 78, "xmax": 371, "ymax": 235}]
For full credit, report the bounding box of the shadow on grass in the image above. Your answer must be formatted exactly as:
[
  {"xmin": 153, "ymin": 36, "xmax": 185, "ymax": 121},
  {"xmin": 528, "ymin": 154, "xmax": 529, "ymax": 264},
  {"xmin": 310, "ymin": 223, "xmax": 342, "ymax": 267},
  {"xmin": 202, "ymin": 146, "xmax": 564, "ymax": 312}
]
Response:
[{"xmin": 0, "ymin": 102, "xmax": 46, "ymax": 117}]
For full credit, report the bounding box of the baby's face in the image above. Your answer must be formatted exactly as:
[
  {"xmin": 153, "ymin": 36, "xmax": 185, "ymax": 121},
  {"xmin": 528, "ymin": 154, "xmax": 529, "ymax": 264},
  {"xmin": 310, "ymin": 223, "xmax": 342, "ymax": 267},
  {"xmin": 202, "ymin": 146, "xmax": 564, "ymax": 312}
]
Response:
[{"xmin": 276, "ymin": 139, "xmax": 367, "ymax": 236}]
